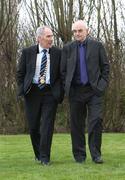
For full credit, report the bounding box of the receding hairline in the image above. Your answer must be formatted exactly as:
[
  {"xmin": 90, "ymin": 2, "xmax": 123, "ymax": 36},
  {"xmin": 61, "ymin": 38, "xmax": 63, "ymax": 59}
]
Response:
[
  {"xmin": 72, "ymin": 20, "xmax": 88, "ymax": 30},
  {"xmin": 36, "ymin": 26, "xmax": 52, "ymax": 38}
]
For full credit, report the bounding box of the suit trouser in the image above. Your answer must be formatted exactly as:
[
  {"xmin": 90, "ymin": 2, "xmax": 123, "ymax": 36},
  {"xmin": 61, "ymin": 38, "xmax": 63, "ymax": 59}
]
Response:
[
  {"xmin": 69, "ymin": 85, "xmax": 103, "ymax": 160},
  {"xmin": 24, "ymin": 84, "xmax": 58, "ymax": 162}
]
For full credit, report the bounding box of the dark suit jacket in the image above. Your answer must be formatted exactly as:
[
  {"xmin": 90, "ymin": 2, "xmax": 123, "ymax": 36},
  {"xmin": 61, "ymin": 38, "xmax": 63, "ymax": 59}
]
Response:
[
  {"xmin": 61, "ymin": 37, "xmax": 110, "ymax": 96},
  {"xmin": 16, "ymin": 44, "xmax": 64, "ymax": 103}
]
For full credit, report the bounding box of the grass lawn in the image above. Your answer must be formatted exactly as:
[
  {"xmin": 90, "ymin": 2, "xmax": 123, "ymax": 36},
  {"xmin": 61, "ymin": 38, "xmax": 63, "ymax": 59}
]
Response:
[{"xmin": 0, "ymin": 133, "xmax": 125, "ymax": 180}]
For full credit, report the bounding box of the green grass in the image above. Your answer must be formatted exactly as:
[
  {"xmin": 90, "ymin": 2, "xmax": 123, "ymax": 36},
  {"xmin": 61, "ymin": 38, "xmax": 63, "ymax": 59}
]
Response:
[{"xmin": 0, "ymin": 133, "xmax": 125, "ymax": 180}]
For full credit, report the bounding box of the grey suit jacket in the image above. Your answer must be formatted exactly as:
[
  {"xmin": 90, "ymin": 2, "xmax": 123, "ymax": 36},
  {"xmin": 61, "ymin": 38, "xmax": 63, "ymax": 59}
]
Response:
[
  {"xmin": 16, "ymin": 45, "xmax": 64, "ymax": 103},
  {"xmin": 60, "ymin": 37, "xmax": 110, "ymax": 96}
]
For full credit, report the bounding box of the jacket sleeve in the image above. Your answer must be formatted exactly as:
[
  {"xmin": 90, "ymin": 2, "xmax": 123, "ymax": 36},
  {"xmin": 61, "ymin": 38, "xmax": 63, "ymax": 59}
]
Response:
[
  {"xmin": 60, "ymin": 45, "xmax": 68, "ymax": 87},
  {"xmin": 96, "ymin": 42, "xmax": 110, "ymax": 93},
  {"xmin": 99, "ymin": 42, "xmax": 110, "ymax": 83}
]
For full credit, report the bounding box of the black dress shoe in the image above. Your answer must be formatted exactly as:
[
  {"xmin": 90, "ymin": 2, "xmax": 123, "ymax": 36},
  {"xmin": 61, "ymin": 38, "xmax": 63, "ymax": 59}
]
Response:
[
  {"xmin": 93, "ymin": 157, "xmax": 103, "ymax": 164},
  {"xmin": 35, "ymin": 157, "xmax": 41, "ymax": 162},
  {"xmin": 75, "ymin": 157, "xmax": 86, "ymax": 164},
  {"xmin": 41, "ymin": 161, "xmax": 50, "ymax": 166}
]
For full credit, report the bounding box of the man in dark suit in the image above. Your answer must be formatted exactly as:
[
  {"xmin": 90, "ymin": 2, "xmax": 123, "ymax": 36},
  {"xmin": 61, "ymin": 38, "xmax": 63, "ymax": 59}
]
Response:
[
  {"xmin": 61, "ymin": 20, "xmax": 109, "ymax": 164},
  {"xmin": 16, "ymin": 26, "xmax": 63, "ymax": 165}
]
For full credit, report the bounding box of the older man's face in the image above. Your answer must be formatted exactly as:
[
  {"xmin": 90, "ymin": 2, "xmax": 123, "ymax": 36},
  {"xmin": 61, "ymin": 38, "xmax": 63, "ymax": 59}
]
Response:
[
  {"xmin": 72, "ymin": 22, "xmax": 88, "ymax": 42},
  {"xmin": 38, "ymin": 28, "xmax": 53, "ymax": 49}
]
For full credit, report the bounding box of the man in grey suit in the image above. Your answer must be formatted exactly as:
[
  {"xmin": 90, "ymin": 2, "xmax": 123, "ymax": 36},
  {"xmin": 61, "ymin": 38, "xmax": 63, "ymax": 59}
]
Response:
[
  {"xmin": 61, "ymin": 20, "xmax": 109, "ymax": 164},
  {"xmin": 17, "ymin": 26, "xmax": 63, "ymax": 165}
]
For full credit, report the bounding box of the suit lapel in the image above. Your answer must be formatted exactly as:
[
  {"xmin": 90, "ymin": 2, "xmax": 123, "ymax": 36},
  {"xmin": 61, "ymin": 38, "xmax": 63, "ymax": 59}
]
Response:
[
  {"xmin": 69, "ymin": 41, "xmax": 77, "ymax": 71},
  {"xmin": 30, "ymin": 45, "xmax": 38, "ymax": 71},
  {"xmin": 49, "ymin": 47, "xmax": 54, "ymax": 77},
  {"xmin": 86, "ymin": 41, "xmax": 89, "ymax": 60},
  {"xmin": 86, "ymin": 38, "xmax": 92, "ymax": 60}
]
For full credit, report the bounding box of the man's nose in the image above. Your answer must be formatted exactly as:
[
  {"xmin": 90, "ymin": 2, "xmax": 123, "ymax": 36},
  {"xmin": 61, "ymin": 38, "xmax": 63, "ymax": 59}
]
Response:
[
  {"xmin": 50, "ymin": 37, "xmax": 53, "ymax": 41},
  {"xmin": 75, "ymin": 31, "xmax": 79, "ymax": 35}
]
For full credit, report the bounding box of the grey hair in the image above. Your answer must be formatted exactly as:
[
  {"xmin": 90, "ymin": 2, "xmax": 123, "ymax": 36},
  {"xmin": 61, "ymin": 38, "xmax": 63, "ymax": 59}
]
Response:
[
  {"xmin": 36, "ymin": 25, "xmax": 52, "ymax": 38},
  {"xmin": 36, "ymin": 26, "xmax": 46, "ymax": 39}
]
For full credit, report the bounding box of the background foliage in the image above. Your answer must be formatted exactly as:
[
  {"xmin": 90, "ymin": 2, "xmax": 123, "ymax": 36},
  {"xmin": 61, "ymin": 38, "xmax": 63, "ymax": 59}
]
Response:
[{"xmin": 0, "ymin": 0, "xmax": 125, "ymax": 134}]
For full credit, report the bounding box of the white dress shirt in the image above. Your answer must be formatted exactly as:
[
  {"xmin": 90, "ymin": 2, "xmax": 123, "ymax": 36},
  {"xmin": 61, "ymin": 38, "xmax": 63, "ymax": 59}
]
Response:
[{"xmin": 32, "ymin": 44, "xmax": 50, "ymax": 84}]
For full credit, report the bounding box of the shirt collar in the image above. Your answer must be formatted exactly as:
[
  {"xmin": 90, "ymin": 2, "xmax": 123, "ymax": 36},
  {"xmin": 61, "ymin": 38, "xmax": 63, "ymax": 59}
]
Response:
[
  {"xmin": 39, "ymin": 44, "xmax": 49, "ymax": 53},
  {"xmin": 77, "ymin": 37, "xmax": 88, "ymax": 47}
]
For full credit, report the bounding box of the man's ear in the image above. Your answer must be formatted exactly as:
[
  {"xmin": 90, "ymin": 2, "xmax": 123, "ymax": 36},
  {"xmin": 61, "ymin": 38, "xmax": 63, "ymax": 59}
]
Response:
[
  {"xmin": 36, "ymin": 36, "xmax": 41, "ymax": 43},
  {"xmin": 87, "ymin": 28, "xmax": 91, "ymax": 35}
]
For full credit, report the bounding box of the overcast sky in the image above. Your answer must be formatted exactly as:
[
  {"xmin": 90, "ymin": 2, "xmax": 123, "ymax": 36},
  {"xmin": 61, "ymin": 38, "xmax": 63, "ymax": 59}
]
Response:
[{"xmin": 18, "ymin": 0, "xmax": 125, "ymax": 31}]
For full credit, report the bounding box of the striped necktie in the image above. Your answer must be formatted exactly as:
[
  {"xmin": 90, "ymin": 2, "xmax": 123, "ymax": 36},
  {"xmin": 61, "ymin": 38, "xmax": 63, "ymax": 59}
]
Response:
[{"xmin": 38, "ymin": 49, "xmax": 47, "ymax": 89}]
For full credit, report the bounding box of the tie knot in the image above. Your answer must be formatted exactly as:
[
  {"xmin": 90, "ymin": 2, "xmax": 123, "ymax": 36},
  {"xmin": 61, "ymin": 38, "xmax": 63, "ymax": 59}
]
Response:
[
  {"xmin": 79, "ymin": 40, "xmax": 86, "ymax": 47},
  {"xmin": 79, "ymin": 44, "xmax": 83, "ymax": 47},
  {"xmin": 42, "ymin": 49, "xmax": 47, "ymax": 54}
]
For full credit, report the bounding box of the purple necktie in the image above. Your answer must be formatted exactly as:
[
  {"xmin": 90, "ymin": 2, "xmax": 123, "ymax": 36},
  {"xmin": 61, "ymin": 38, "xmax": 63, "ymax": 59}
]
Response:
[{"xmin": 79, "ymin": 44, "xmax": 88, "ymax": 84}]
